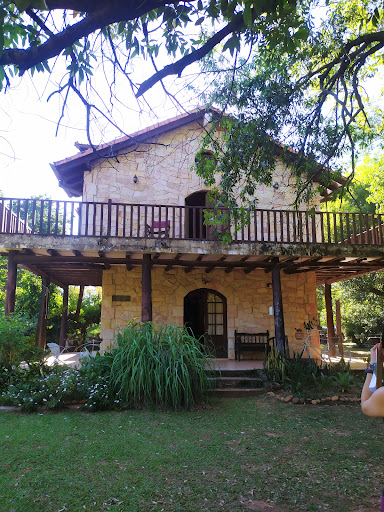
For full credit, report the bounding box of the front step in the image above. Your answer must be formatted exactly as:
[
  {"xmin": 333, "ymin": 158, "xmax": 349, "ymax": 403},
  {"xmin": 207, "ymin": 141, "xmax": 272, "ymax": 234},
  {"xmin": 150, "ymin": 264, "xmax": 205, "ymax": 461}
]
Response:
[
  {"xmin": 207, "ymin": 367, "xmax": 266, "ymax": 397},
  {"xmin": 209, "ymin": 387, "xmax": 265, "ymax": 398},
  {"xmin": 209, "ymin": 376, "xmax": 264, "ymax": 389}
]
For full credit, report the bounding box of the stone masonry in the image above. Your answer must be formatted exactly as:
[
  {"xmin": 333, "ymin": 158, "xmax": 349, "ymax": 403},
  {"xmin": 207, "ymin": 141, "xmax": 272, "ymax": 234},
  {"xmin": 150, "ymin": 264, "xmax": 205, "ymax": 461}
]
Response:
[{"xmin": 100, "ymin": 265, "xmax": 319, "ymax": 358}]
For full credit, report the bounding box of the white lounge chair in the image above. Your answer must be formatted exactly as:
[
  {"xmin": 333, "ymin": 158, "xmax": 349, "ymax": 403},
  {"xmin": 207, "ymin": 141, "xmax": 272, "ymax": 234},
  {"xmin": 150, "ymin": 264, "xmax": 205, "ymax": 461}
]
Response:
[{"xmin": 47, "ymin": 342, "xmax": 61, "ymax": 363}]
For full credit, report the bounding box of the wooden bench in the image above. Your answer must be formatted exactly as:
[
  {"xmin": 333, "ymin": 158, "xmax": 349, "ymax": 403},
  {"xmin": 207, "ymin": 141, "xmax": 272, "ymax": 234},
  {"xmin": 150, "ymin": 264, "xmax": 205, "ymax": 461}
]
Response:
[{"xmin": 234, "ymin": 330, "xmax": 271, "ymax": 361}]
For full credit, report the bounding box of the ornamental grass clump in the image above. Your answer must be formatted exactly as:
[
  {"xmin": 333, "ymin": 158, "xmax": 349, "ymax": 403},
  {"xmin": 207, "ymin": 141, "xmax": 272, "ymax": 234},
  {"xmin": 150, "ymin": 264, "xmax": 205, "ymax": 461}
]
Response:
[{"xmin": 109, "ymin": 321, "xmax": 212, "ymax": 410}]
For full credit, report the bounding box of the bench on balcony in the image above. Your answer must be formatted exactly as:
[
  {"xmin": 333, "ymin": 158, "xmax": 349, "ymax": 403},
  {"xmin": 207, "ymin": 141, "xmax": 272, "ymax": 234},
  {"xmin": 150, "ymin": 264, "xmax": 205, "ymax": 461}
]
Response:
[
  {"xmin": 234, "ymin": 330, "xmax": 272, "ymax": 361},
  {"xmin": 145, "ymin": 220, "xmax": 170, "ymax": 238}
]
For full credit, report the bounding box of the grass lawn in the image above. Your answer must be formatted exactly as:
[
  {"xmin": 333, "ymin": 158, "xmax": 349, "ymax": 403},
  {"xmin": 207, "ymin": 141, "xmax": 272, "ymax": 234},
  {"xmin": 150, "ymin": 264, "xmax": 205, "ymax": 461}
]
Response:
[{"xmin": 0, "ymin": 396, "xmax": 382, "ymax": 512}]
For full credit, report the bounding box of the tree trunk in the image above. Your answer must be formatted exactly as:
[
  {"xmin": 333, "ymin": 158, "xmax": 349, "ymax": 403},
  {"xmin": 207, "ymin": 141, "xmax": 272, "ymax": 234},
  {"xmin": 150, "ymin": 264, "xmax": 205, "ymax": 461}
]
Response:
[
  {"xmin": 142, "ymin": 254, "xmax": 152, "ymax": 322},
  {"xmin": 324, "ymin": 283, "xmax": 336, "ymax": 357},
  {"xmin": 75, "ymin": 285, "xmax": 84, "ymax": 322},
  {"xmin": 4, "ymin": 251, "xmax": 17, "ymax": 316}
]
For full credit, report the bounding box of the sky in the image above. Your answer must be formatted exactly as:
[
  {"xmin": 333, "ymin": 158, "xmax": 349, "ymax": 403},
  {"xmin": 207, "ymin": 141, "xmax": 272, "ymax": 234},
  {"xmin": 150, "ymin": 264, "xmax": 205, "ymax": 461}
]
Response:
[
  {"xmin": 0, "ymin": 31, "xmax": 383, "ymax": 203},
  {"xmin": 0, "ymin": 58, "xmax": 199, "ymax": 201}
]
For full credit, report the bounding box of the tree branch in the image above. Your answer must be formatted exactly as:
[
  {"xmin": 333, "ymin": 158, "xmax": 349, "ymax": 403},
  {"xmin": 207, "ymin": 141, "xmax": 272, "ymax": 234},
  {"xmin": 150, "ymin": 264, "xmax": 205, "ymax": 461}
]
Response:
[
  {"xmin": 0, "ymin": 0, "xmax": 169, "ymax": 73},
  {"xmin": 136, "ymin": 14, "xmax": 245, "ymax": 97}
]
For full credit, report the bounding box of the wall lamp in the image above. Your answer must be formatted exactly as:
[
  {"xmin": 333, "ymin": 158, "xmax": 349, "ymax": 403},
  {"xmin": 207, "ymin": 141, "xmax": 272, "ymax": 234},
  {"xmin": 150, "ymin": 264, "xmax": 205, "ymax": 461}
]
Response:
[
  {"xmin": 273, "ymin": 182, "xmax": 279, "ymax": 190},
  {"xmin": 133, "ymin": 174, "xmax": 138, "ymax": 184}
]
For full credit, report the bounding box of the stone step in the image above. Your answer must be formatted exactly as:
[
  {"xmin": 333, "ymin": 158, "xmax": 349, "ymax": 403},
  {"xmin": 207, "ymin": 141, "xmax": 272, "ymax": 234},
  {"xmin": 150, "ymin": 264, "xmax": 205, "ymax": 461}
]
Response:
[
  {"xmin": 206, "ymin": 369, "xmax": 264, "ymax": 378},
  {"xmin": 209, "ymin": 376, "xmax": 264, "ymax": 389},
  {"xmin": 209, "ymin": 387, "xmax": 266, "ymax": 398}
]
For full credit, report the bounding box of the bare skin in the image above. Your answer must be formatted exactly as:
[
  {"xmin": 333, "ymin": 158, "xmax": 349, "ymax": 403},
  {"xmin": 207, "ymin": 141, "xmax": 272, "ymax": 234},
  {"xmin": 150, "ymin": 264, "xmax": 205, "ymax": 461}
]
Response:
[{"xmin": 361, "ymin": 342, "xmax": 384, "ymax": 417}]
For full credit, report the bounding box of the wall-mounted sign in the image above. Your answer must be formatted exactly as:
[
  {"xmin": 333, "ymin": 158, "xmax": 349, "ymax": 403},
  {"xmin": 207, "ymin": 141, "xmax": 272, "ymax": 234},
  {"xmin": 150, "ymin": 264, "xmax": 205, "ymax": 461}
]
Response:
[{"xmin": 112, "ymin": 295, "xmax": 131, "ymax": 302}]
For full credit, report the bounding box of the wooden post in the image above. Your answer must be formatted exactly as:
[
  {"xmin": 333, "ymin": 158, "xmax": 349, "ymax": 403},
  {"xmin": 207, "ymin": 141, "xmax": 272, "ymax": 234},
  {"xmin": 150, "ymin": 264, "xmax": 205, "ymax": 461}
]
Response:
[
  {"xmin": 59, "ymin": 285, "xmax": 69, "ymax": 351},
  {"xmin": 36, "ymin": 278, "xmax": 50, "ymax": 349},
  {"xmin": 335, "ymin": 299, "xmax": 344, "ymax": 357},
  {"xmin": 324, "ymin": 283, "xmax": 336, "ymax": 357},
  {"xmin": 142, "ymin": 254, "xmax": 152, "ymax": 322},
  {"xmin": 271, "ymin": 259, "xmax": 286, "ymax": 356},
  {"xmin": 4, "ymin": 251, "xmax": 17, "ymax": 316}
]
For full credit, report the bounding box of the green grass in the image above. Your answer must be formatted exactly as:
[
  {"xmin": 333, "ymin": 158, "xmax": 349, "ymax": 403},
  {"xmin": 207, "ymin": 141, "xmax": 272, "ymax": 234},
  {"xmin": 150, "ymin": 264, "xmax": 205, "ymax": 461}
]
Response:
[{"xmin": 0, "ymin": 397, "xmax": 382, "ymax": 512}]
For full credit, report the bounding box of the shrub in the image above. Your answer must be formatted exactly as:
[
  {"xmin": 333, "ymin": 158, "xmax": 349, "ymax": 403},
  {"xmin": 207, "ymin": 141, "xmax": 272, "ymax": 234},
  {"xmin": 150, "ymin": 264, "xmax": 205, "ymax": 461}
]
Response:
[
  {"xmin": 0, "ymin": 365, "xmax": 86, "ymax": 412},
  {"xmin": 79, "ymin": 352, "xmax": 115, "ymax": 411},
  {"xmin": 0, "ymin": 313, "xmax": 36, "ymax": 368},
  {"xmin": 109, "ymin": 321, "xmax": 212, "ymax": 409},
  {"xmin": 333, "ymin": 371, "xmax": 354, "ymax": 393}
]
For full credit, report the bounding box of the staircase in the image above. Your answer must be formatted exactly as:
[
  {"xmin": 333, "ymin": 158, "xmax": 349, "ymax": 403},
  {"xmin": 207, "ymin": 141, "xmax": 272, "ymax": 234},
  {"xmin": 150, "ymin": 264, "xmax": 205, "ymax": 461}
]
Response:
[{"xmin": 208, "ymin": 369, "xmax": 266, "ymax": 398}]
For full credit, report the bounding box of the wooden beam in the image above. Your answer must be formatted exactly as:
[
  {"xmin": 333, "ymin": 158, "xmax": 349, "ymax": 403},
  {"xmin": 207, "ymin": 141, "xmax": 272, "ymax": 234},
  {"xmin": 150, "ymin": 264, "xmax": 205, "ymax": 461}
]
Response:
[
  {"xmin": 18, "ymin": 263, "xmax": 67, "ymax": 288},
  {"xmin": 142, "ymin": 254, "xmax": 152, "ymax": 322},
  {"xmin": 5, "ymin": 251, "xmax": 18, "ymax": 316},
  {"xmin": 165, "ymin": 253, "xmax": 181, "ymax": 272},
  {"xmin": 205, "ymin": 256, "xmax": 226, "ymax": 273},
  {"xmin": 271, "ymin": 259, "xmax": 286, "ymax": 356},
  {"xmin": 98, "ymin": 251, "xmax": 111, "ymax": 269},
  {"xmin": 324, "ymin": 283, "xmax": 336, "ymax": 357},
  {"xmin": 73, "ymin": 250, "xmax": 83, "ymax": 256},
  {"xmin": 126, "ymin": 252, "xmax": 133, "ymax": 271},
  {"xmin": 36, "ymin": 277, "xmax": 50, "ymax": 349},
  {"xmin": 47, "ymin": 249, "xmax": 60, "ymax": 257},
  {"xmin": 184, "ymin": 254, "xmax": 203, "ymax": 273},
  {"xmin": 59, "ymin": 285, "xmax": 69, "ymax": 351}
]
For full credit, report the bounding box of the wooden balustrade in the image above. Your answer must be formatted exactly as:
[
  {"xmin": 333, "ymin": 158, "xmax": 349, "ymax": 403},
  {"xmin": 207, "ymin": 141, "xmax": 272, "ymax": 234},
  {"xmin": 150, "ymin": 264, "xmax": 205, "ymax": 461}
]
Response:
[{"xmin": 0, "ymin": 197, "xmax": 383, "ymax": 246}]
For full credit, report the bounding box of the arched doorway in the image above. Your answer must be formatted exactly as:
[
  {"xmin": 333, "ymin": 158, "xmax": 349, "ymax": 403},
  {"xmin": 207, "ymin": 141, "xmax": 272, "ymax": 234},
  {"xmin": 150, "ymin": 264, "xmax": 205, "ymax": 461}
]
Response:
[
  {"xmin": 184, "ymin": 288, "xmax": 228, "ymax": 358},
  {"xmin": 185, "ymin": 191, "xmax": 208, "ymax": 239},
  {"xmin": 185, "ymin": 191, "xmax": 230, "ymax": 240}
]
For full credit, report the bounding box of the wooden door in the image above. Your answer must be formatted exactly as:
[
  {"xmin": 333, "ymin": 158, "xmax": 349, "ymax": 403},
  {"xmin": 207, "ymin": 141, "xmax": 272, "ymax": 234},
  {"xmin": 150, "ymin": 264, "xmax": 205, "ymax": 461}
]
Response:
[
  {"xmin": 185, "ymin": 191, "xmax": 230, "ymax": 240},
  {"xmin": 184, "ymin": 289, "xmax": 228, "ymax": 357}
]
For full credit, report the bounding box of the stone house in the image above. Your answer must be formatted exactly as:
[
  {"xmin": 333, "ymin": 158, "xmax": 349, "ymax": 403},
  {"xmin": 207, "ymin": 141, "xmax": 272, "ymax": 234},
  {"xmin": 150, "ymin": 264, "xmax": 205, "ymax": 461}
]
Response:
[{"xmin": 2, "ymin": 107, "xmax": 384, "ymax": 358}]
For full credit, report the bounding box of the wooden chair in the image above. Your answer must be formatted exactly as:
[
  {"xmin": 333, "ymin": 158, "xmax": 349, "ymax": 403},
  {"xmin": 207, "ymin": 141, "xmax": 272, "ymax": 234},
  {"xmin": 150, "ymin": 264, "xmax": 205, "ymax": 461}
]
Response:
[{"xmin": 145, "ymin": 220, "xmax": 170, "ymax": 237}]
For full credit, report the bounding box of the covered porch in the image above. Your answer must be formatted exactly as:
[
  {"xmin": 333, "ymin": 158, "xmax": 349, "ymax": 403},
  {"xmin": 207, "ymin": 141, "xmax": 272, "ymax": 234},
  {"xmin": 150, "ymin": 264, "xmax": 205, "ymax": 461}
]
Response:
[{"xmin": 2, "ymin": 197, "xmax": 384, "ymax": 358}]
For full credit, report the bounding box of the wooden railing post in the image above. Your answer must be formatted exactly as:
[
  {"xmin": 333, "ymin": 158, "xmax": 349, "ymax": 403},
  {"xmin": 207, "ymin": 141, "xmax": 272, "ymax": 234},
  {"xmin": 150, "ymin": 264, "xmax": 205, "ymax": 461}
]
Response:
[{"xmin": 107, "ymin": 199, "xmax": 112, "ymax": 237}]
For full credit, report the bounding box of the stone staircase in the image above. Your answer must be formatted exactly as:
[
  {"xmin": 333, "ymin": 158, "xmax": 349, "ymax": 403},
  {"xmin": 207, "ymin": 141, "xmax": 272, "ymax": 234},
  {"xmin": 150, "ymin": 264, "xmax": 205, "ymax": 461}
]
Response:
[{"xmin": 208, "ymin": 369, "xmax": 266, "ymax": 398}]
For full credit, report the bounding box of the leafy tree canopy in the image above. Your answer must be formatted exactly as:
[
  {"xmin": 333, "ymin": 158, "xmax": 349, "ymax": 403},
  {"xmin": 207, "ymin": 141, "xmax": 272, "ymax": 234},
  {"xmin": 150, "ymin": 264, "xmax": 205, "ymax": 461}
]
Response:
[
  {"xmin": 0, "ymin": 0, "xmax": 301, "ymax": 141},
  {"xmin": 194, "ymin": 0, "xmax": 384, "ymax": 209},
  {"xmin": 1, "ymin": 0, "xmax": 384, "ymax": 207}
]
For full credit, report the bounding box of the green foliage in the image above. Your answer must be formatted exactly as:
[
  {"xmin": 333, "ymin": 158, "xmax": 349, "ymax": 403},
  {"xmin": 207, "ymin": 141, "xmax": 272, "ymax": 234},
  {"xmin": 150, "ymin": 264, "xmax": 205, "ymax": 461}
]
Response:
[
  {"xmin": 264, "ymin": 346, "xmax": 287, "ymax": 383},
  {"xmin": 264, "ymin": 347, "xmax": 355, "ymax": 396},
  {"xmin": 0, "ymin": 313, "xmax": 40, "ymax": 369},
  {"xmin": 333, "ymin": 371, "xmax": 354, "ymax": 393},
  {"xmin": 0, "ymin": 322, "xmax": 213, "ymax": 412},
  {"xmin": 109, "ymin": 321, "xmax": 212, "ymax": 409},
  {"xmin": 0, "ymin": 365, "xmax": 86, "ymax": 412},
  {"xmin": 282, "ymin": 352, "xmax": 322, "ymax": 394}
]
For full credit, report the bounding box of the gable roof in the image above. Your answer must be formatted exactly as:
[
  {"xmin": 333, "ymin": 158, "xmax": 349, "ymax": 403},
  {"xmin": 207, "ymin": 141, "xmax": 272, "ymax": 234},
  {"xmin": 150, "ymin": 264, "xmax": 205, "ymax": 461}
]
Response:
[
  {"xmin": 51, "ymin": 106, "xmax": 346, "ymax": 200},
  {"xmin": 51, "ymin": 107, "xmax": 222, "ymax": 197}
]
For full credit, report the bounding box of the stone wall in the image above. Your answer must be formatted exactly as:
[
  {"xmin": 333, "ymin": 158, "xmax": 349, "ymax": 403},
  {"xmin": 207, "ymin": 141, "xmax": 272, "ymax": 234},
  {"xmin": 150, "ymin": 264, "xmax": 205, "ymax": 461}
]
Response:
[
  {"xmin": 83, "ymin": 120, "xmax": 319, "ymax": 211},
  {"xmin": 100, "ymin": 265, "xmax": 319, "ymax": 358}
]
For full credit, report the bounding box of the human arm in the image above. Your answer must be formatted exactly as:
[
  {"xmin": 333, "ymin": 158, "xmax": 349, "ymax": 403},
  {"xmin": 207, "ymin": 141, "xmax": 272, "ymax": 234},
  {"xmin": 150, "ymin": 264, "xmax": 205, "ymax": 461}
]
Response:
[{"xmin": 361, "ymin": 343, "xmax": 384, "ymax": 417}]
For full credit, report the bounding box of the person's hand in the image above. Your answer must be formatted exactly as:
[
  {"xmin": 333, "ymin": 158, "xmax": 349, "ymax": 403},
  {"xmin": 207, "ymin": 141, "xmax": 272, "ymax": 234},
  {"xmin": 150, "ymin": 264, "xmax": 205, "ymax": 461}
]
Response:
[{"xmin": 370, "ymin": 342, "xmax": 382, "ymax": 364}]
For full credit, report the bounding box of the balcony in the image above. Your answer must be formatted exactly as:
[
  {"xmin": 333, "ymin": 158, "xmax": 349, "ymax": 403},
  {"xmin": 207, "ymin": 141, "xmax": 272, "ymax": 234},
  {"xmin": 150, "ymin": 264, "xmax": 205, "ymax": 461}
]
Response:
[
  {"xmin": 0, "ymin": 197, "xmax": 383, "ymax": 246},
  {"xmin": 1, "ymin": 197, "xmax": 384, "ymax": 288}
]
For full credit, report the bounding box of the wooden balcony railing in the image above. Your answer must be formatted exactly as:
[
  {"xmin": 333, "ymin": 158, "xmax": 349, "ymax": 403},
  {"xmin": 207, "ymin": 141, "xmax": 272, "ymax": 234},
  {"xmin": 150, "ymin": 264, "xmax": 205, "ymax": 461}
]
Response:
[{"xmin": 0, "ymin": 197, "xmax": 383, "ymax": 246}]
